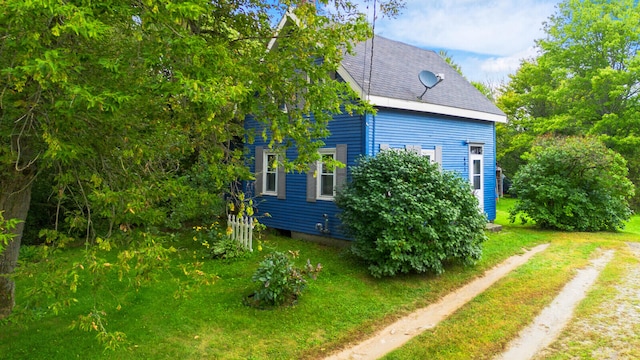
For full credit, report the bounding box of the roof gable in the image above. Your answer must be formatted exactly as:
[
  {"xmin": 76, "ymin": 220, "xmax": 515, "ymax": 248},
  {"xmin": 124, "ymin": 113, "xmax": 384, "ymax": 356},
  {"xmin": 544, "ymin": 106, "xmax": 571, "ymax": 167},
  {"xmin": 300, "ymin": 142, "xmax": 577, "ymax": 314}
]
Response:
[{"xmin": 339, "ymin": 36, "xmax": 506, "ymax": 123}]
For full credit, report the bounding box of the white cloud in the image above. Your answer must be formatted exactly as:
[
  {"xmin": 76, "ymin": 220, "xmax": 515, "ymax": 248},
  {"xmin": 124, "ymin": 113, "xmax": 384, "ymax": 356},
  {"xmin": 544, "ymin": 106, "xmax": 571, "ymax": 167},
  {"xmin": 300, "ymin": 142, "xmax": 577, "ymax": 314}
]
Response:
[
  {"xmin": 480, "ymin": 46, "xmax": 539, "ymax": 73},
  {"xmin": 358, "ymin": 0, "xmax": 559, "ymax": 82},
  {"xmin": 322, "ymin": 0, "xmax": 558, "ymax": 82},
  {"xmin": 375, "ymin": 0, "xmax": 557, "ymax": 56}
]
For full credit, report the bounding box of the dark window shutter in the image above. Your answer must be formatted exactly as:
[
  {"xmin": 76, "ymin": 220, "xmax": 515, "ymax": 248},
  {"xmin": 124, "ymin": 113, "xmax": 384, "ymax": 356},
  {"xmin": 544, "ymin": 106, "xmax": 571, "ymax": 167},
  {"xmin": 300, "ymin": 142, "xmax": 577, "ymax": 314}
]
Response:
[
  {"xmin": 277, "ymin": 159, "xmax": 286, "ymax": 200},
  {"xmin": 336, "ymin": 144, "xmax": 347, "ymax": 189},
  {"xmin": 435, "ymin": 146, "xmax": 443, "ymax": 167},
  {"xmin": 255, "ymin": 146, "xmax": 263, "ymax": 195},
  {"xmin": 306, "ymin": 162, "xmax": 317, "ymax": 202}
]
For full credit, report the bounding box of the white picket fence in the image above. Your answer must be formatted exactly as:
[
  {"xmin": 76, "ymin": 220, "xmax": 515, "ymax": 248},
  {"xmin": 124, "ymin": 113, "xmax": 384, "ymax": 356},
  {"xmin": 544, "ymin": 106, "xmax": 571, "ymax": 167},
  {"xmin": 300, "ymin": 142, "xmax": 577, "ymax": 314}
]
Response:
[{"xmin": 227, "ymin": 214, "xmax": 254, "ymax": 252}]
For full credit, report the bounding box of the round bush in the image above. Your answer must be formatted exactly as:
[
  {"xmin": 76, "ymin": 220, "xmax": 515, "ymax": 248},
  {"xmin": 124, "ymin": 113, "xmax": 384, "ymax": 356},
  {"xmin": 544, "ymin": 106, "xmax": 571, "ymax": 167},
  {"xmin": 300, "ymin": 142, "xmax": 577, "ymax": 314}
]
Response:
[
  {"xmin": 509, "ymin": 136, "xmax": 635, "ymax": 231},
  {"xmin": 249, "ymin": 251, "xmax": 321, "ymax": 307},
  {"xmin": 335, "ymin": 150, "xmax": 488, "ymax": 278}
]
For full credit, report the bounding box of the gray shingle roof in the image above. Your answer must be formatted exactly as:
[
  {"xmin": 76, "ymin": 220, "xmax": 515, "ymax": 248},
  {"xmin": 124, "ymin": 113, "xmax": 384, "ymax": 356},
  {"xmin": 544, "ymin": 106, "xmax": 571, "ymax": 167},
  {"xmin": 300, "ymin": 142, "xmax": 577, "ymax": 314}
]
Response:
[{"xmin": 341, "ymin": 35, "xmax": 505, "ymax": 117}]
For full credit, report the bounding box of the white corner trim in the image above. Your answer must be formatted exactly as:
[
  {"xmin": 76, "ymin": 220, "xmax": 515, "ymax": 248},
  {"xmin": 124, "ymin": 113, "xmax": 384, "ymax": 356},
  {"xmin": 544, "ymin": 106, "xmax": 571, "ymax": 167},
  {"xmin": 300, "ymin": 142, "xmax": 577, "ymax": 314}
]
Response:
[
  {"xmin": 267, "ymin": 10, "xmax": 300, "ymax": 50},
  {"xmin": 337, "ymin": 66, "xmax": 507, "ymax": 123},
  {"xmin": 337, "ymin": 66, "xmax": 365, "ymax": 98}
]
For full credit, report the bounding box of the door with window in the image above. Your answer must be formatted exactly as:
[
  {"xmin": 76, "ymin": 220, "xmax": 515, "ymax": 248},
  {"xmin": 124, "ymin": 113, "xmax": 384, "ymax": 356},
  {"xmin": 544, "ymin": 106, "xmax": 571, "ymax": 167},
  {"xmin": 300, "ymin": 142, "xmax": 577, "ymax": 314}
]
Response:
[{"xmin": 469, "ymin": 145, "xmax": 484, "ymax": 211}]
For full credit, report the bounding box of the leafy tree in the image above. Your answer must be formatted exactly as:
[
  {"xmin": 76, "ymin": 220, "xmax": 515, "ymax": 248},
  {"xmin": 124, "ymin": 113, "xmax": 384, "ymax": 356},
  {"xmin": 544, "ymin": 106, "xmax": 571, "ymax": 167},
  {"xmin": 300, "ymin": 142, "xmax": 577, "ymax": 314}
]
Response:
[
  {"xmin": 438, "ymin": 50, "xmax": 464, "ymax": 76},
  {"xmin": 509, "ymin": 136, "xmax": 635, "ymax": 231},
  {"xmin": 439, "ymin": 50, "xmax": 496, "ymax": 101},
  {"xmin": 0, "ymin": 0, "xmax": 403, "ymax": 327},
  {"xmin": 335, "ymin": 150, "xmax": 487, "ymax": 278},
  {"xmin": 497, "ymin": 0, "xmax": 640, "ymax": 207}
]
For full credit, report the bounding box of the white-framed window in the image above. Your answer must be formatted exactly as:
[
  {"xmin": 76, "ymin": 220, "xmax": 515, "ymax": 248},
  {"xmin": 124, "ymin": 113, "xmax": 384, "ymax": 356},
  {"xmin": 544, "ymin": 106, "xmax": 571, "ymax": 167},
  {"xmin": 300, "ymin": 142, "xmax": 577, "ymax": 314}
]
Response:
[
  {"xmin": 317, "ymin": 149, "xmax": 336, "ymax": 200},
  {"xmin": 470, "ymin": 145, "xmax": 483, "ymax": 155},
  {"xmin": 263, "ymin": 152, "xmax": 278, "ymax": 195},
  {"xmin": 255, "ymin": 146, "xmax": 286, "ymax": 199},
  {"xmin": 468, "ymin": 144, "xmax": 484, "ymax": 211},
  {"xmin": 380, "ymin": 144, "xmax": 442, "ymax": 167},
  {"xmin": 306, "ymin": 144, "xmax": 347, "ymax": 203},
  {"xmin": 420, "ymin": 149, "xmax": 436, "ymax": 163}
]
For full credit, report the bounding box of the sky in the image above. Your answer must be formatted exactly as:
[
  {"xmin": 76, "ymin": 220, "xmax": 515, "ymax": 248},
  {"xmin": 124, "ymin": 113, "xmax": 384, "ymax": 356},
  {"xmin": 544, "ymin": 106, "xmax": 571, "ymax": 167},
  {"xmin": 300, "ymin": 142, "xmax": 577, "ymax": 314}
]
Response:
[{"xmin": 359, "ymin": 0, "xmax": 560, "ymax": 84}]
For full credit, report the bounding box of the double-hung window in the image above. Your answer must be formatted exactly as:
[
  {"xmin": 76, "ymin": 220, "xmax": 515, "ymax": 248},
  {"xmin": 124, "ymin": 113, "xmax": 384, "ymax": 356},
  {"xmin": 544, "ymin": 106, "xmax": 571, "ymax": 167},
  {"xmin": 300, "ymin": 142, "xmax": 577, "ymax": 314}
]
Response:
[
  {"xmin": 264, "ymin": 152, "xmax": 278, "ymax": 195},
  {"xmin": 255, "ymin": 146, "xmax": 285, "ymax": 199},
  {"xmin": 317, "ymin": 149, "xmax": 336, "ymax": 200},
  {"xmin": 306, "ymin": 145, "xmax": 347, "ymax": 202}
]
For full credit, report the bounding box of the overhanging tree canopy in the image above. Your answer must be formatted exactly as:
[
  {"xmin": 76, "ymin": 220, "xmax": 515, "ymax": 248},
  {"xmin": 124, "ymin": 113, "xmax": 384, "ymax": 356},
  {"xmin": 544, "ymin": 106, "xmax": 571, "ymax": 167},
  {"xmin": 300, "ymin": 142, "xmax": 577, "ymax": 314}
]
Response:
[
  {"xmin": 0, "ymin": 0, "xmax": 402, "ymax": 324},
  {"xmin": 497, "ymin": 0, "xmax": 640, "ymax": 206}
]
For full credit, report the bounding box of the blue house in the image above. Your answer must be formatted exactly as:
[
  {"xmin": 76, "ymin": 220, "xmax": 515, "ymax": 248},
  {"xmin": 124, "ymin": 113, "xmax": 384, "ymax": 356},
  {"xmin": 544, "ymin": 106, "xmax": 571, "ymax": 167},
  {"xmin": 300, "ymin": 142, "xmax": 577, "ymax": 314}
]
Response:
[{"xmin": 246, "ymin": 34, "xmax": 506, "ymax": 243}]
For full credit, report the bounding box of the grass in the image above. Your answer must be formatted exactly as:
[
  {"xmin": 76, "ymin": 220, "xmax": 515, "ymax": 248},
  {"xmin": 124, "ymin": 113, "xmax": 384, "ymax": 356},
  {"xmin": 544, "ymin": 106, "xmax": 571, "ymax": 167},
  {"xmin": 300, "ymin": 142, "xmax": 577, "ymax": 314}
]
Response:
[
  {"xmin": 539, "ymin": 246, "xmax": 640, "ymax": 359},
  {"xmin": 0, "ymin": 227, "xmax": 546, "ymax": 360},
  {"xmin": 1, "ymin": 199, "xmax": 639, "ymax": 359},
  {"xmin": 382, "ymin": 198, "xmax": 640, "ymax": 359},
  {"xmin": 382, "ymin": 233, "xmax": 623, "ymax": 359}
]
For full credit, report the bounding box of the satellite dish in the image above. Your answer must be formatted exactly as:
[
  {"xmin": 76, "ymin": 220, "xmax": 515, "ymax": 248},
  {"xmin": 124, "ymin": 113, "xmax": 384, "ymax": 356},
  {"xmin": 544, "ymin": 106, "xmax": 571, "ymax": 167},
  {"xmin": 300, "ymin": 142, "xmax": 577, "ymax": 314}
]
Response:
[
  {"xmin": 419, "ymin": 71, "xmax": 439, "ymax": 88},
  {"xmin": 417, "ymin": 70, "xmax": 444, "ymax": 100}
]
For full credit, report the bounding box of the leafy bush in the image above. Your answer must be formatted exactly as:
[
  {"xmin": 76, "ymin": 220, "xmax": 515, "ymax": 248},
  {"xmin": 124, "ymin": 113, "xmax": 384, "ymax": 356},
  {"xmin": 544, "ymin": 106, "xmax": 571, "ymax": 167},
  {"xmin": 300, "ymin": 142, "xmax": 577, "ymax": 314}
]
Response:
[
  {"xmin": 248, "ymin": 251, "xmax": 321, "ymax": 307},
  {"xmin": 17, "ymin": 245, "xmax": 41, "ymax": 263},
  {"xmin": 335, "ymin": 150, "xmax": 488, "ymax": 278},
  {"xmin": 509, "ymin": 136, "xmax": 635, "ymax": 231},
  {"xmin": 1, "ymin": 211, "xmax": 20, "ymax": 253},
  {"xmin": 192, "ymin": 222, "xmax": 248, "ymax": 260},
  {"xmin": 211, "ymin": 237, "xmax": 247, "ymax": 260}
]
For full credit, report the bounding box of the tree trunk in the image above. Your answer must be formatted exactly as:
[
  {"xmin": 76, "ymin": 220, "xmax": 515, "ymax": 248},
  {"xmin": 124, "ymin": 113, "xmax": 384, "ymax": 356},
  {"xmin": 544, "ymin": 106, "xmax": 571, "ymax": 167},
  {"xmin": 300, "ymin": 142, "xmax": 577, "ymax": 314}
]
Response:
[{"xmin": 0, "ymin": 168, "xmax": 34, "ymax": 319}]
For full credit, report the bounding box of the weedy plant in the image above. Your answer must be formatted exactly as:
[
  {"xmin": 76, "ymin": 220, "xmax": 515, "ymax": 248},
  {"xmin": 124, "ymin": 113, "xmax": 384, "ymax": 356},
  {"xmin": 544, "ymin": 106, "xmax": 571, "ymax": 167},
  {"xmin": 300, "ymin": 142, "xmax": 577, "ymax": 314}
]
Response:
[
  {"xmin": 192, "ymin": 222, "xmax": 248, "ymax": 260},
  {"xmin": 247, "ymin": 251, "xmax": 322, "ymax": 308},
  {"xmin": 1, "ymin": 211, "xmax": 20, "ymax": 253}
]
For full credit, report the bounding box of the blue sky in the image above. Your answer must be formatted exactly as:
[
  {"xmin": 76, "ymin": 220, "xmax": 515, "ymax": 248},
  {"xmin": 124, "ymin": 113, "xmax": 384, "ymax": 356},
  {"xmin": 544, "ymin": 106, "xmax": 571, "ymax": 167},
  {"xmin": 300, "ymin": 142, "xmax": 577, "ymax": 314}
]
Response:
[{"xmin": 356, "ymin": 0, "xmax": 560, "ymax": 83}]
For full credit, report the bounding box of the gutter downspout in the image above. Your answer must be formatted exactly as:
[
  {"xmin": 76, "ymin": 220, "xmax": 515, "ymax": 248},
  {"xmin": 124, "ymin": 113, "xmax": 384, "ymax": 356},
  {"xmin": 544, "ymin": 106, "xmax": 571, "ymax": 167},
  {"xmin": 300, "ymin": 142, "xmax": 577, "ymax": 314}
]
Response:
[
  {"xmin": 363, "ymin": 113, "xmax": 370, "ymax": 156},
  {"xmin": 372, "ymin": 113, "xmax": 376, "ymax": 156},
  {"xmin": 365, "ymin": 112, "xmax": 376, "ymax": 156}
]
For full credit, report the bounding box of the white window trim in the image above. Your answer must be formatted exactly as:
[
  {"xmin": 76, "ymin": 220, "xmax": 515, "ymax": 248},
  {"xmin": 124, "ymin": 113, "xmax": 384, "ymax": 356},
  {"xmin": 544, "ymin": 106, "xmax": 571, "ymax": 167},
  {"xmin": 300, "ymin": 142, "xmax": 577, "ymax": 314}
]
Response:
[
  {"xmin": 420, "ymin": 149, "xmax": 436, "ymax": 164},
  {"xmin": 262, "ymin": 152, "xmax": 278, "ymax": 196},
  {"xmin": 468, "ymin": 144, "xmax": 484, "ymax": 211},
  {"xmin": 316, "ymin": 148, "xmax": 337, "ymax": 201},
  {"xmin": 469, "ymin": 144, "xmax": 484, "ymax": 155}
]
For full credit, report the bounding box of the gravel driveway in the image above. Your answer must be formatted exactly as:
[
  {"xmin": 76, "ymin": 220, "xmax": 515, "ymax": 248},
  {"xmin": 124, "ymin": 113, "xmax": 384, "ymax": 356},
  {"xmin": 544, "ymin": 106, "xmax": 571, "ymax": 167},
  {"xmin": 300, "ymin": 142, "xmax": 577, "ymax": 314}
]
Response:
[{"xmin": 535, "ymin": 242, "xmax": 640, "ymax": 359}]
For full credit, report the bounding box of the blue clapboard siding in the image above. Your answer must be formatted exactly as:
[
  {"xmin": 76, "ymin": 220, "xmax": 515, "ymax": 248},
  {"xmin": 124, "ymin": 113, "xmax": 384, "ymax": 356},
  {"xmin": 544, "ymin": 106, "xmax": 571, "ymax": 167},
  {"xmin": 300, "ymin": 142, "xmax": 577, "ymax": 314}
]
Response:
[
  {"xmin": 245, "ymin": 112, "xmax": 364, "ymax": 239},
  {"xmin": 371, "ymin": 108, "xmax": 497, "ymax": 221},
  {"xmin": 245, "ymin": 106, "xmax": 497, "ymax": 240}
]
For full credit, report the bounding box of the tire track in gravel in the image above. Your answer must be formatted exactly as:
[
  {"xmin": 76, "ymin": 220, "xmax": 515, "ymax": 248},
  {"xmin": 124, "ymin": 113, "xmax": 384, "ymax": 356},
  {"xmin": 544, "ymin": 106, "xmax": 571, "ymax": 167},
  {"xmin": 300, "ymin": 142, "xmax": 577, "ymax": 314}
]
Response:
[
  {"xmin": 496, "ymin": 249, "xmax": 615, "ymax": 360},
  {"xmin": 324, "ymin": 244, "xmax": 550, "ymax": 360},
  {"xmin": 535, "ymin": 242, "xmax": 640, "ymax": 360}
]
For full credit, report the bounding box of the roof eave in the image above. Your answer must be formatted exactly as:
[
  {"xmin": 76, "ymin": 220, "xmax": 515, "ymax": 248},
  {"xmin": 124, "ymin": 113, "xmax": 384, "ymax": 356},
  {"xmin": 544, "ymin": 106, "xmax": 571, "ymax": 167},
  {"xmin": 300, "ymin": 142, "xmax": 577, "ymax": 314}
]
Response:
[
  {"xmin": 267, "ymin": 10, "xmax": 299, "ymax": 50},
  {"xmin": 337, "ymin": 66, "xmax": 507, "ymax": 124},
  {"xmin": 368, "ymin": 95, "xmax": 507, "ymax": 123}
]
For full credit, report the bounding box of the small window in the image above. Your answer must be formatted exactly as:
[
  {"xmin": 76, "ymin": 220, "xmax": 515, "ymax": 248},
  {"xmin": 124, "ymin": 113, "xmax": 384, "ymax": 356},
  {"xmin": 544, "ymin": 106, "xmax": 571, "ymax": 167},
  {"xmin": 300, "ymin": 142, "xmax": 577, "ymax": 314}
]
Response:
[
  {"xmin": 472, "ymin": 159, "xmax": 482, "ymax": 190},
  {"xmin": 317, "ymin": 150, "xmax": 336, "ymax": 200},
  {"xmin": 420, "ymin": 149, "xmax": 436, "ymax": 163},
  {"xmin": 470, "ymin": 146, "xmax": 483, "ymax": 155},
  {"xmin": 263, "ymin": 153, "xmax": 278, "ymax": 195}
]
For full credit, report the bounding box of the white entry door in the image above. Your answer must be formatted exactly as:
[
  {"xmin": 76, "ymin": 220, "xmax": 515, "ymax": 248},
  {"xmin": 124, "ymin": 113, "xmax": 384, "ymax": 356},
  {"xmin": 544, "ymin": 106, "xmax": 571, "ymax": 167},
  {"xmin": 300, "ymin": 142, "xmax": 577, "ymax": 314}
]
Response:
[{"xmin": 469, "ymin": 145, "xmax": 484, "ymax": 211}]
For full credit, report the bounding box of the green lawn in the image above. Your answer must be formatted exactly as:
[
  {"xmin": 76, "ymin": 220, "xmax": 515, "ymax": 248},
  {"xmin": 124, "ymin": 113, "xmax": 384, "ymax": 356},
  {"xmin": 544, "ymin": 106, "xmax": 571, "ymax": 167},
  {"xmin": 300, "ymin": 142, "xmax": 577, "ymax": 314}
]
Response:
[
  {"xmin": 1, "ymin": 200, "xmax": 638, "ymax": 359},
  {"xmin": 383, "ymin": 198, "xmax": 640, "ymax": 359}
]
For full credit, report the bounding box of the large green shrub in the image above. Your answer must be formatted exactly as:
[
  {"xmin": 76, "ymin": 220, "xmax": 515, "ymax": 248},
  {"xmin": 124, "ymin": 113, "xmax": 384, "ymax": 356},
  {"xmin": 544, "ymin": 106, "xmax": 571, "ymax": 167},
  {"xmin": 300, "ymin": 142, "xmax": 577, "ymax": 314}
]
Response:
[
  {"xmin": 509, "ymin": 136, "xmax": 635, "ymax": 231},
  {"xmin": 335, "ymin": 150, "xmax": 488, "ymax": 278}
]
